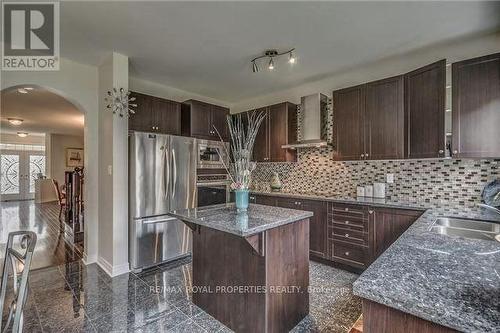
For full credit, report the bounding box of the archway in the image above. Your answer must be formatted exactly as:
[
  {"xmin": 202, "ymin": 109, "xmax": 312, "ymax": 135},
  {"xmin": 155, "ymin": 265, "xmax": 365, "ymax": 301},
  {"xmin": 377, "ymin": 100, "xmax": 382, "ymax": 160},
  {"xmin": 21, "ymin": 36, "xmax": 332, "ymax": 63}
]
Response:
[{"xmin": 0, "ymin": 84, "xmax": 88, "ymax": 269}]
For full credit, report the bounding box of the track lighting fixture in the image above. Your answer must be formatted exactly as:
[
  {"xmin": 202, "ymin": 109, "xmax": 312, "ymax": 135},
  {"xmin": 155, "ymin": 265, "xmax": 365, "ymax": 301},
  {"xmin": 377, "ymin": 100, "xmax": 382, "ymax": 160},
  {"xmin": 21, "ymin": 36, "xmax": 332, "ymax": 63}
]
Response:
[
  {"xmin": 251, "ymin": 48, "xmax": 296, "ymax": 73},
  {"xmin": 17, "ymin": 132, "xmax": 28, "ymax": 138}
]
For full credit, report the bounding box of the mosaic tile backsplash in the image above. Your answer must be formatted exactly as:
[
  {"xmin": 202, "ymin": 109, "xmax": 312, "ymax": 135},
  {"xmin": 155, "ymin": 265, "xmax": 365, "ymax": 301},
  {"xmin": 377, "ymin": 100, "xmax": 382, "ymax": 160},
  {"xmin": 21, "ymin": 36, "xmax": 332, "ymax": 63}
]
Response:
[{"xmin": 251, "ymin": 147, "xmax": 499, "ymax": 206}]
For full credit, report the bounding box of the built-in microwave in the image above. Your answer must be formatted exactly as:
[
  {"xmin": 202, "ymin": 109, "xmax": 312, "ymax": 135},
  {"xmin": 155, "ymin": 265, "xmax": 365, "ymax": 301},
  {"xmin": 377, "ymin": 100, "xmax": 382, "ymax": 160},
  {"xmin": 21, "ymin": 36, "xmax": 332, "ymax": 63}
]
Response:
[{"xmin": 197, "ymin": 139, "xmax": 229, "ymax": 169}]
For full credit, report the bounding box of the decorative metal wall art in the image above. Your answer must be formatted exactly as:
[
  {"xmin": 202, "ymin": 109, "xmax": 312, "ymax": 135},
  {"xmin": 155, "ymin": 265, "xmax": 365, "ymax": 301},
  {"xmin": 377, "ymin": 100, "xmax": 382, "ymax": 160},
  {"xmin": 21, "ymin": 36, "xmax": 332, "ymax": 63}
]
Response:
[{"xmin": 105, "ymin": 88, "xmax": 137, "ymax": 117}]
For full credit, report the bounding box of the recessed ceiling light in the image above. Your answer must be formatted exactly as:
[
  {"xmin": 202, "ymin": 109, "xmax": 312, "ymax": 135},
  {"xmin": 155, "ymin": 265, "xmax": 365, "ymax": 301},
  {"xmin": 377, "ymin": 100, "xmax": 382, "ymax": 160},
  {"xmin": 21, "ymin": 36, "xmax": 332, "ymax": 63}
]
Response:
[
  {"xmin": 17, "ymin": 88, "xmax": 28, "ymax": 94},
  {"xmin": 8, "ymin": 118, "xmax": 23, "ymax": 126},
  {"xmin": 17, "ymin": 132, "xmax": 28, "ymax": 138}
]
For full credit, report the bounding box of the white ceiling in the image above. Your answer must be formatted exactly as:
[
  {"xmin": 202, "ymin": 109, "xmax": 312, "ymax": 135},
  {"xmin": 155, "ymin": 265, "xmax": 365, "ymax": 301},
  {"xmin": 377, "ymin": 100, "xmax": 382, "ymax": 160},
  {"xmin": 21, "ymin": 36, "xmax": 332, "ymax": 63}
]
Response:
[
  {"xmin": 0, "ymin": 86, "xmax": 84, "ymax": 136},
  {"xmin": 60, "ymin": 1, "xmax": 500, "ymax": 103}
]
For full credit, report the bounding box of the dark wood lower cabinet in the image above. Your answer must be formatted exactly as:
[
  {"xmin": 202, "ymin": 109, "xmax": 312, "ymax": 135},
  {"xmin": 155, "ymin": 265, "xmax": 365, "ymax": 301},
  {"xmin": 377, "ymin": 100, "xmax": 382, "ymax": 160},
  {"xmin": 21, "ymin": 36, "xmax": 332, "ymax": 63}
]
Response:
[
  {"xmin": 190, "ymin": 220, "xmax": 309, "ymax": 333},
  {"xmin": 362, "ymin": 299, "xmax": 457, "ymax": 333},
  {"xmin": 252, "ymin": 194, "xmax": 423, "ymax": 272},
  {"xmin": 370, "ymin": 207, "xmax": 422, "ymax": 260}
]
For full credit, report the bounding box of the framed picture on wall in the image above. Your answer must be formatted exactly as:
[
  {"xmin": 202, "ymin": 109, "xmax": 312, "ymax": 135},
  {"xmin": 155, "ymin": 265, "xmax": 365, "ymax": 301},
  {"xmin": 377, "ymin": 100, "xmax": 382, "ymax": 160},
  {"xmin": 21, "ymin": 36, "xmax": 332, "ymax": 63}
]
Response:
[{"xmin": 66, "ymin": 148, "xmax": 84, "ymax": 167}]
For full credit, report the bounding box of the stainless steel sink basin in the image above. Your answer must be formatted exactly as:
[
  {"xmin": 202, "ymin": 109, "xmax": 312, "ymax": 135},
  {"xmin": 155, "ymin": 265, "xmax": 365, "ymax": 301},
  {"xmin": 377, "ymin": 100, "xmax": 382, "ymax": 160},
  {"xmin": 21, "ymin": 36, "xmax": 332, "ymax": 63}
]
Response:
[{"xmin": 430, "ymin": 217, "xmax": 500, "ymax": 241}]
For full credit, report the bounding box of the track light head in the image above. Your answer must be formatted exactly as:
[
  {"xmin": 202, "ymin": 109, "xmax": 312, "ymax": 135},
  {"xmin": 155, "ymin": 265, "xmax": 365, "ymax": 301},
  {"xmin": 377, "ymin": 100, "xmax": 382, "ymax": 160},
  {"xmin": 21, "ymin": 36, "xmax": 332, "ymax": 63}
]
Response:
[
  {"xmin": 252, "ymin": 61, "xmax": 259, "ymax": 73},
  {"xmin": 288, "ymin": 51, "xmax": 296, "ymax": 64},
  {"xmin": 268, "ymin": 57, "xmax": 275, "ymax": 70}
]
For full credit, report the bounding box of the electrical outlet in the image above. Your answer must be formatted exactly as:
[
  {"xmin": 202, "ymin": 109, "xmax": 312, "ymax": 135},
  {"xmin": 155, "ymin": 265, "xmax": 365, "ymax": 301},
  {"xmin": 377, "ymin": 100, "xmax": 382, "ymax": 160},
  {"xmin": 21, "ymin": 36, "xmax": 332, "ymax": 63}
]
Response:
[{"xmin": 386, "ymin": 173, "xmax": 394, "ymax": 184}]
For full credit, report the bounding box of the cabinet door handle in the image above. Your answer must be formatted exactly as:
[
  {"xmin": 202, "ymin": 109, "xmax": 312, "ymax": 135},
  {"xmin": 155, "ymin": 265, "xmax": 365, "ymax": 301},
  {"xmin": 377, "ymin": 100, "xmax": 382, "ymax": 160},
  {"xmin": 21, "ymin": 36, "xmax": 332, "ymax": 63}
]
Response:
[
  {"xmin": 344, "ymin": 251, "xmax": 350, "ymax": 256},
  {"xmin": 453, "ymin": 150, "xmax": 458, "ymax": 155},
  {"xmin": 360, "ymin": 154, "xmax": 365, "ymax": 158},
  {"xmin": 438, "ymin": 149, "xmax": 444, "ymax": 154},
  {"xmin": 344, "ymin": 207, "xmax": 349, "ymax": 212},
  {"xmin": 344, "ymin": 220, "xmax": 349, "ymax": 224},
  {"xmin": 365, "ymin": 153, "xmax": 369, "ymax": 158},
  {"xmin": 345, "ymin": 233, "xmax": 350, "ymax": 238},
  {"xmin": 369, "ymin": 210, "xmax": 373, "ymax": 214},
  {"xmin": 297, "ymin": 202, "xmax": 301, "ymax": 205}
]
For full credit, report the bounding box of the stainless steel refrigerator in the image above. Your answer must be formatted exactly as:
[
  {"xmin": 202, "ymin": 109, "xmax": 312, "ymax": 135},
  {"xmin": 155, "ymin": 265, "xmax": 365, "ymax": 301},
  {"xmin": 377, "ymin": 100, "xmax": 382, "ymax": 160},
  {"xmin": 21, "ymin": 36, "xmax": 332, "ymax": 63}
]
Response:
[{"xmin": 129, "ymin": 132, "xmax": 197, "ymax": 272}]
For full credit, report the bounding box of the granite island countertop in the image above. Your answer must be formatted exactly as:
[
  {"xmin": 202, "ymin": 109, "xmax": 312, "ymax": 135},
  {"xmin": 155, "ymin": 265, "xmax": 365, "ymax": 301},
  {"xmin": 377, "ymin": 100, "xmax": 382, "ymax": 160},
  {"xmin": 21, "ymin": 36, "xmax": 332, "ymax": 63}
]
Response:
[
  {"xmin": 168, "ymin": 203, "xmax": 313, "ymax": 237},
  {"xmin": 250, "ymin": 190, "xmax": 500, "ymax": 332}
]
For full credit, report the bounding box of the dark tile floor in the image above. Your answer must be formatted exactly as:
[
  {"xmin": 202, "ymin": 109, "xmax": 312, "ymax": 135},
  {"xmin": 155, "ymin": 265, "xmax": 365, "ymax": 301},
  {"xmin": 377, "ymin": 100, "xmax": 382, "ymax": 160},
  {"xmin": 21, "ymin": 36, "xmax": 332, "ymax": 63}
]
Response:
[
  {"xmin": 0, "ymin": 201, "xmax": 362, "ymax": 332},
  {"xmin": 5, "ymin": 258, "xmax": 361, "ymax": 332}
]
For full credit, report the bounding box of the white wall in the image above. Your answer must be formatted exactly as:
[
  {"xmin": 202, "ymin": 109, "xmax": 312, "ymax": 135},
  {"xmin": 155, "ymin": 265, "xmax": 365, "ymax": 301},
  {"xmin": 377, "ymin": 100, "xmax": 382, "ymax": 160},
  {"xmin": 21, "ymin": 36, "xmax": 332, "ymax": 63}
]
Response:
[
  {"xmin": 130, "ymin": 77, "xmax": 231, "ymax": 107},
  {"xmin": 47, "ymin": 134, "xmax": 84, "ymax": 185},
  {"xmin": 1, "ymin": 57, "xmax": 99, "ymax": 264},
  {"xmin": 231, "ymin": 32, "xmax": 500, "ymax": 113}
]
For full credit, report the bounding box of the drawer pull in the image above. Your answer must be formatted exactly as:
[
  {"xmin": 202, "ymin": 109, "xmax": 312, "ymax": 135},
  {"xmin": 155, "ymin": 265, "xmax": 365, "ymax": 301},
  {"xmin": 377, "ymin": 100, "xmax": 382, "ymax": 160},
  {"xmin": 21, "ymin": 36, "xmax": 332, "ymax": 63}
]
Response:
[
  {"xmin": 344, "ymin": 208, "xmax": 349, "ymax": 212},
  {"xmin": 345, "ymin": 233, "xmax": 350, "ymax": 238},
  {"xmin": 345, "ymin": 251, "xmax": 350, "ymax": 256},
  {"xmin": 344, "ymin": 220, "xmax": 349, "ymax": 224}
]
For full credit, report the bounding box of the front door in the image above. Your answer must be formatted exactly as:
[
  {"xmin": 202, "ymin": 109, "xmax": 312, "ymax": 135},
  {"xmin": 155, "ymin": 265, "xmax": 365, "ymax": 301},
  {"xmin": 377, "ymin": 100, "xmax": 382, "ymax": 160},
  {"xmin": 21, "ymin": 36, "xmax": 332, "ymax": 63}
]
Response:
[{"xmin": 0, "ymin": 150, "xmax": 46, "ymax": 201}]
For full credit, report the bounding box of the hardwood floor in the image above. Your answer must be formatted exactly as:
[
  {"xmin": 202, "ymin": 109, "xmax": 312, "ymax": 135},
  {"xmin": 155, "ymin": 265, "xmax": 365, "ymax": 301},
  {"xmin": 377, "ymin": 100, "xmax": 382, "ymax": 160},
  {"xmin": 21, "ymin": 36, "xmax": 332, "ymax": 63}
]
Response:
[{"xmin": 0, "ymin": 200, "xmax": 82, "ymax": 272}]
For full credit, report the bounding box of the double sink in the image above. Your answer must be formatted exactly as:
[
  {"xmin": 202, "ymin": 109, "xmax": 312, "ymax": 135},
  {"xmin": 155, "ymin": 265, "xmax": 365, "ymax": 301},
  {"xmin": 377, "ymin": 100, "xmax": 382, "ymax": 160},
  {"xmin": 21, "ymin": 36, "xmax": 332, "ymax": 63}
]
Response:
[{"xmin": 430, "ymin": 217, "xmax": 500, "ymax": 242}]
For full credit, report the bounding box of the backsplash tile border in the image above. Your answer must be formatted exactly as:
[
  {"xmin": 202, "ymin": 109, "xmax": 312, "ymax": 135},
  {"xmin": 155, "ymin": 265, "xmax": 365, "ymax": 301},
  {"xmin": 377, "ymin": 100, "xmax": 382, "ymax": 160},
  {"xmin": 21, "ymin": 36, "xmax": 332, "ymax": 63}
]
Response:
[{"xmin": 251, "ymin": 146, "xmax": 499, "ymax": 206}]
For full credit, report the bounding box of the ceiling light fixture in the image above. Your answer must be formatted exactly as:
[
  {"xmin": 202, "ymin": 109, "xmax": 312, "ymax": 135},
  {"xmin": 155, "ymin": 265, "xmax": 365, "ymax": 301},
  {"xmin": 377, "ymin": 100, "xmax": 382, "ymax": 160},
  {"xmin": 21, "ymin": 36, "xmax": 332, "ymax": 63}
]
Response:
[
  {"xmin": 17, "ymin": 132, "xmax": 28, "ymax": 138},
  {"xmin": 251, "ymin": 48, "xmax": 295, "ymax": 73},
  {"xmin": 8, "ymin": 118, "xmax": 23, "ymax": 126}
]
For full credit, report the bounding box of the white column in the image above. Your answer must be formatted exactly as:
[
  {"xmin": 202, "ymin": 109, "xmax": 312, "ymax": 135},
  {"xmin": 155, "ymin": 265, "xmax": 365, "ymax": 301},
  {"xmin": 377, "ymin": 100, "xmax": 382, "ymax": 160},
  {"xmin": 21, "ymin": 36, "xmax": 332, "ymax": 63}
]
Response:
[{"xmin": 97, "ymin": 52, "xmax": 129, "ymax": 276}]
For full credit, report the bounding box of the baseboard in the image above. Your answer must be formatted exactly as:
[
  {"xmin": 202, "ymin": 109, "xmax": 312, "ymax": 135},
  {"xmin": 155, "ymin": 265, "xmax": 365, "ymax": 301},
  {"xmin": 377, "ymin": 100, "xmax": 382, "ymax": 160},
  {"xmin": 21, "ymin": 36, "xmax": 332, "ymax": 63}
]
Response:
[
  {"xmin": 97, "ymin": 256, "xmax": 130, "ymax": 277},
  {"xmin": 82, "ymin": 251, "xmax": 97, "ymax": 265}
]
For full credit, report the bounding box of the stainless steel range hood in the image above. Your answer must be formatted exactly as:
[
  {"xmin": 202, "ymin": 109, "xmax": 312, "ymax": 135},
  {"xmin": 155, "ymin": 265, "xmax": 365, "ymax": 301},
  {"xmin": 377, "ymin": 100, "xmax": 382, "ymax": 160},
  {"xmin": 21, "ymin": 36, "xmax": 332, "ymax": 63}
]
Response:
[{"xmin": 282, "ymin": 93, "xmax": 330, "ymax": 149}]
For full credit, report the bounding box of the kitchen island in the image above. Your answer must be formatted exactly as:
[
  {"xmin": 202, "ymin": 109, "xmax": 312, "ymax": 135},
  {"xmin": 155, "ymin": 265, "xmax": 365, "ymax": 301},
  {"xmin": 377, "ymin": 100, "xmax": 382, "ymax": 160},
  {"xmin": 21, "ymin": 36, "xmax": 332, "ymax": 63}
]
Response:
[{"xmin": 169, "ymin": 203, "xmax": 313, "ymax": 333}]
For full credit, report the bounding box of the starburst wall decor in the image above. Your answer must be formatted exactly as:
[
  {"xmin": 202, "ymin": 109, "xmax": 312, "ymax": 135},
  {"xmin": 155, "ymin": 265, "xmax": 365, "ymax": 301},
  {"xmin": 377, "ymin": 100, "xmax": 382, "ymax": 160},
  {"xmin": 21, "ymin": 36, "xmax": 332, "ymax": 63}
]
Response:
[{"xmin": 105, "ymin": 88, "xmax": 137, "ymax": 117}]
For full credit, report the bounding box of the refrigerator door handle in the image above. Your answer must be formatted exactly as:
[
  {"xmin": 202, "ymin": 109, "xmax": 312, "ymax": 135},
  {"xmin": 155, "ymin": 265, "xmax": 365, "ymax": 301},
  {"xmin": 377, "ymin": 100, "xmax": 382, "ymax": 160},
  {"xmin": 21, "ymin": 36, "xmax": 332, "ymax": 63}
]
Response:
[
  {"xmin": 172, "ymin": 148, "xmax": 177, "ymax": 198},
  {"xmin": 163, "ymin": 146, "xmax": 169, "ymax": 199}
]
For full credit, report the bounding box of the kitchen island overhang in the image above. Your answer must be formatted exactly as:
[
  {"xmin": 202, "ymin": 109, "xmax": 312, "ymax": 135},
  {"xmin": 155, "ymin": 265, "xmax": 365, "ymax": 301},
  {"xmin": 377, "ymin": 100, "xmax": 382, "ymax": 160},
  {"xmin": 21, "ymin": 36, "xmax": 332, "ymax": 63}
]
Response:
[{"xmin": 169, "ymin": 203, "xmax": 313, "ymax": 333}]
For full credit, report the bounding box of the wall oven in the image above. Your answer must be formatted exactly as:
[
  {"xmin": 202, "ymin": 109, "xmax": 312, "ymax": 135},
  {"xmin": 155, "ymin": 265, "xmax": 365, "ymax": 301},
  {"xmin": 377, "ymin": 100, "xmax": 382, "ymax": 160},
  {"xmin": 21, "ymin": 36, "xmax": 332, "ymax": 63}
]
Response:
[
  {"xmin": 196, "ymin": 169, "xmax": 230, "ymax": 207},
  {"xmin": 197, "ymin": 139, "xmax": 229, "ymax": 169}
]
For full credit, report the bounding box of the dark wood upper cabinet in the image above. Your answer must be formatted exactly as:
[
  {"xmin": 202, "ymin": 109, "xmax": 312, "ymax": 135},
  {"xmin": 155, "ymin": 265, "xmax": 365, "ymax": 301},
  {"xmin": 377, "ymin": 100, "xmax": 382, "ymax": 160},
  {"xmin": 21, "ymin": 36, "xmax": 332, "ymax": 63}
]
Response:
[
  {"xmin": 333, "ymin": 76, "xmax": 403, "ymax": 161},
  {"xmin": 211, "ymin": 104, "xmax": 230, "ymax": 140},
  {"xmin": 152, "ymin": 98, "xmax": 181, "ymax": 135},
  {"xmin": 245, "ymin": 102, "xmax": 297, "ymax": 162},
  {"xmin": 452, "ymin": 53, "xmax": 500, "ymax": 158},
  {"xmin": 129, "ymin": 92, "xmax": 153, "ymax": 132},
  {"xmin": 333, "ymin": 85, "xmax": 365, "ymax": 160},
  {"xmin": 129, "ymin": 91, "xmax": 182, "ymax": 135},
  {"xmin": 268, "ymin": 103, "xmax": 297, "ymax": 162},
  {"xmin": 182, "ymin": 100, "xmax": 229, "ymax": 141},
  {"xmin": 252, "ymin": 107, "xmax": 269, "ymax": 162},
  {"xmin": 365, "ymin": 75, "xmax": 404, "ymax": 160},
  {"xmin": 404, "ymin": 60, "xmax": 446, "ymax": 159}
]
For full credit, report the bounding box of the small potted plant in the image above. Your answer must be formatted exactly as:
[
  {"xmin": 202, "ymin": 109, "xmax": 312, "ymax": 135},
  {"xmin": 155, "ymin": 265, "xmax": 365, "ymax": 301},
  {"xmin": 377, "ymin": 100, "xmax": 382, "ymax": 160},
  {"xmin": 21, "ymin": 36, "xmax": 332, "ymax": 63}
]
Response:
[{"xmin": 215, "ymin": 111, "xmax": 265, "ymax": 211}]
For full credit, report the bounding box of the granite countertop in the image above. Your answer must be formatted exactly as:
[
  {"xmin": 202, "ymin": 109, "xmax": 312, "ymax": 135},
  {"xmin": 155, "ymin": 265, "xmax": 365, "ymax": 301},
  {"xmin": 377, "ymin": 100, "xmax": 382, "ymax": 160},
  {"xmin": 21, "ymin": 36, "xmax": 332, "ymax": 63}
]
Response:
[
  {"xmin": 251, "ymin": 190, "xmax": 500, "ymax": 332},
  {"xmin": 168, "ymin": 203, "xmax": 313, "ymax": 237}
]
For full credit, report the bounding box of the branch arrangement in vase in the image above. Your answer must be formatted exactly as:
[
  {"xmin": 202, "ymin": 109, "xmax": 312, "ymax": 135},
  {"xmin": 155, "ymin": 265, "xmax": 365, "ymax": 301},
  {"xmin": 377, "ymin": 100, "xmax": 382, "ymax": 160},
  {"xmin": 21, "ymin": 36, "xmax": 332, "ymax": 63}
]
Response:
[{"xmin": 214, "ymin": 111, "xmax": 266, "ymax": 191}]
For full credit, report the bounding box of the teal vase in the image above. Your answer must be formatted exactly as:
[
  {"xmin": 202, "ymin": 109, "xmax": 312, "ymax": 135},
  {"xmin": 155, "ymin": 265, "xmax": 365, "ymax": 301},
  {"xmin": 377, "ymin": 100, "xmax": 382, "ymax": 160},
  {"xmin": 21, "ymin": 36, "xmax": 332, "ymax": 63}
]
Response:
[{"xmin": 235, "ymin": 189, "xmax": 249, "ymax": 211}]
